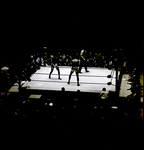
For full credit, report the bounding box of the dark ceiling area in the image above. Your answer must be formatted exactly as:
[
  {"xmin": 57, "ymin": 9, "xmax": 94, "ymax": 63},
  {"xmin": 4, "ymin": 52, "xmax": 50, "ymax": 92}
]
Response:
[
  {"xmin": 1, "ymin": 4, "xmax": 144, "ymax": 58},
  {"xmin": 20, "ymin": 11, "xmax": 142, "ymax": 51}
]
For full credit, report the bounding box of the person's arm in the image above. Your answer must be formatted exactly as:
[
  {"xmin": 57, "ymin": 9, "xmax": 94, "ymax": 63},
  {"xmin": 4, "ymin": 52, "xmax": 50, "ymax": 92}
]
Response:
[{"xmin": 80, "ymin": 50, "xmax": 86, "ymax": 61}]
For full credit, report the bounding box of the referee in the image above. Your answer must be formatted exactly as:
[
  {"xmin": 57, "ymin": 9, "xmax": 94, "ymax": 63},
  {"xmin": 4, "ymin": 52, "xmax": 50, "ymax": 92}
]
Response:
[{"xmin": 79, "ymin": 49, "xmax": 89, "ymax": 73}]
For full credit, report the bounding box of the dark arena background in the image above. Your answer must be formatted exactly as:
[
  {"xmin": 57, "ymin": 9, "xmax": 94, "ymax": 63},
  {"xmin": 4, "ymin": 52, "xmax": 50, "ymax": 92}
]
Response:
[{"xmin": 0, "ymin": 4, "xmax": 143, "ymax": 149}]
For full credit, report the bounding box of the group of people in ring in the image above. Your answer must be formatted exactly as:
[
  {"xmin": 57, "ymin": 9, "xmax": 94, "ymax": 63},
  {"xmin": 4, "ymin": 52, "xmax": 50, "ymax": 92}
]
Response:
[
  {"xmin": 49, "ymin": 49, "xmax": 89, "ymax": 86},
  {"xmin": 49, "ymin": 49, "xmax": 109, "ymax": 99}
]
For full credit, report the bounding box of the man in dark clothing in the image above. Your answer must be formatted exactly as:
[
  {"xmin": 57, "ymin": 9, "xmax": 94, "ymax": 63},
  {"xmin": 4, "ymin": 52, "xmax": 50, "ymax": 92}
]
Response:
[
  {"xmin": 67, "ymin": 55, "xmax": 80, "ymax": 86},
  {"xmin": 49, "ymin": 55, "xmax": 61, "ymax": 80},
  {"xmin": 79, "ymin": 49, "xmax": 89, "ymax": 73}
]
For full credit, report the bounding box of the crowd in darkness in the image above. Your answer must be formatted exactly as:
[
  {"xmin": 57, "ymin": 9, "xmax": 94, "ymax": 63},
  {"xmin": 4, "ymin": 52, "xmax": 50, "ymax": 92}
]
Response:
[{"xmin": 27, "ymin": 48, "xmax": 127, "ymax": 69}]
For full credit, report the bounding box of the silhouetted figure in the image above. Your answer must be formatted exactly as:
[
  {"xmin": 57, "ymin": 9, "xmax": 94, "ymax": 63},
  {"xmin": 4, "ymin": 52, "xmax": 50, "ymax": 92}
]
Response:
[
  {"xmin": 67, "ymin": 55, "xmax": 80, "ymax": 86},
  {"xmin": 79, "ymin": 49, "xmax": 89, "ymax": 73},
  {"xmin": 99, "ymin": 88, "xmax": 109, "ymax": 100},
  {"xmin": 49, "ymin": 55, "xmax": 61, "ymax": 80},
  {"xmin": 98, "ymin": 88, "xmax": 109, "ymax": 108}
]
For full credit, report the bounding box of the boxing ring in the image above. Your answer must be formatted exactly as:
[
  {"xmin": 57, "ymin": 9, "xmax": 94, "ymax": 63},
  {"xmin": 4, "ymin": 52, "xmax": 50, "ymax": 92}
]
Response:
[{"xmin": 21, "ymin": 66, "xmax": 120, "ymax": 93}]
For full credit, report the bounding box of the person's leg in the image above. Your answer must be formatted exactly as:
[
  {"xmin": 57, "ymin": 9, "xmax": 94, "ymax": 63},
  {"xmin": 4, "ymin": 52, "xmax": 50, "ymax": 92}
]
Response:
[
  {"xmin": 79, "ymin": 59, "xmax": 83, "ymax": 73},
  {"xmin": 67, "ymin": 71, "xmax": 73, "ymax": 84},
  {"xmin": 79, "ymin": 65, "xmax": 82, "ymax": 73},
  {"xmin": 56, "ymin": 66, "xmax": 61, "ymax": 80},
  {"xmin": 76, "ymin": 72, "xmax": 80, "ymax": 86},
  {"xmin": 84, "ymin": 60, "xmax": 89, "ymax": 72},
  {"xmin": 49, "ymin": 66, "xmax": 54, "ymax": 79}
]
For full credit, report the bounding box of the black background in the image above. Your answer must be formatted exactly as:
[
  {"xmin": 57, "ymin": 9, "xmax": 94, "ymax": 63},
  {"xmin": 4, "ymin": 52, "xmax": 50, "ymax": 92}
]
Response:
[{"xmin": 1, "ymin": 2, "xmax": 144, "ymax": 64}]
